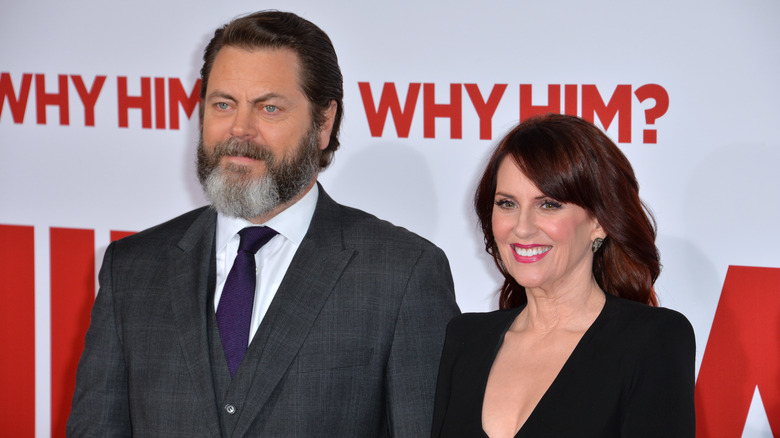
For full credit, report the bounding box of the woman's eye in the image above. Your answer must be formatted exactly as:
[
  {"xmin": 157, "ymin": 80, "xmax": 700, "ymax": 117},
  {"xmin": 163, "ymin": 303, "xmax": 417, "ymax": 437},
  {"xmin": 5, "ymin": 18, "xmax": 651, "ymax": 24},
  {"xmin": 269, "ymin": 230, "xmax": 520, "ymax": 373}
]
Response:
[
  {"xmin": 495, "ymin": 199, "xmax": 516, "ymax": 209},
  {"xmin": 541, "ymin": 200, "xmax": 562, "ymax": 210}
]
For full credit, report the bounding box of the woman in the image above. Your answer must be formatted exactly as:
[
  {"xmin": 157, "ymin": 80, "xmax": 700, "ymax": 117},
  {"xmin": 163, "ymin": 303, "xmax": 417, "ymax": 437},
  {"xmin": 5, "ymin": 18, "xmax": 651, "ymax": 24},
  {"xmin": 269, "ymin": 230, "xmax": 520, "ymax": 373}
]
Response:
[{"xmin": 431, "ymin": 114, "xmax": 695, "ymax": 437}]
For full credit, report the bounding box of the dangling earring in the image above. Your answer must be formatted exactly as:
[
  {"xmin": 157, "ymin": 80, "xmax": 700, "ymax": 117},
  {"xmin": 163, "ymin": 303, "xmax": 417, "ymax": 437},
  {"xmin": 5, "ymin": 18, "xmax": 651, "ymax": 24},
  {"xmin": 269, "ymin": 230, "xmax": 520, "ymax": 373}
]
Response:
[{"xmin": 592, "ymin": 237, "xmax": 604, "ymax": 253}]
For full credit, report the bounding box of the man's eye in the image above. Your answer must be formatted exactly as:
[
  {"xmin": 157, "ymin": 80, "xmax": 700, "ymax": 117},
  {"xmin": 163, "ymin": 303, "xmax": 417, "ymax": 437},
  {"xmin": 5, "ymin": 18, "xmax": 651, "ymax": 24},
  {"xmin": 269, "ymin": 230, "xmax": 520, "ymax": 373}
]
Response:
[
  {"xmin": 216, "ymin": 102, "xmax": 230, "ymax": 110},
  {"xmin": 264, "ymin": 105, "xmax": 278, "ymax": 113}
]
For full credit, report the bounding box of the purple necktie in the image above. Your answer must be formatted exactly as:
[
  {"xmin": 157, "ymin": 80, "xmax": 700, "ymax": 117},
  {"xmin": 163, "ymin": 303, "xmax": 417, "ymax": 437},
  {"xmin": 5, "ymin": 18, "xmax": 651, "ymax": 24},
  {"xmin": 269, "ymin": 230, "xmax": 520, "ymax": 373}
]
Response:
[{"xmin": 216, "ymin": 226, "xmax": 277, "ymax": 378}]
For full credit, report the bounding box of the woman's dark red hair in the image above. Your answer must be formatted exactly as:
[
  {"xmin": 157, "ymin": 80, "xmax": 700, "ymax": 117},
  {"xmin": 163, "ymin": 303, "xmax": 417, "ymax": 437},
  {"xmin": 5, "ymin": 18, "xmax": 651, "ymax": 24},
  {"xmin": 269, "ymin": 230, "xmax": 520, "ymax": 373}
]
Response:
[{"xmin": 475, "ymin": 114, "xmax": 660, "ymax": 308}]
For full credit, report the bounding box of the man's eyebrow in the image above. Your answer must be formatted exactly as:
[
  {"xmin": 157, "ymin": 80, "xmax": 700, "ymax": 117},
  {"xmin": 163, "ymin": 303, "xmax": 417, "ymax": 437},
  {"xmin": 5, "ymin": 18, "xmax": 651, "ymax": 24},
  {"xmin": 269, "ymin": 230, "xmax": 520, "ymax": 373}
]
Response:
[
  {"xmin": 205, "ymin": 91, "xmax": 288, "ymax": 104},
  {"xmin": 249, "ymin": 93, "xmax": 286, "ymax": 105},
  {"xmin": 205, "ymin": 91, "xmax": 236, "ymax": 102}
]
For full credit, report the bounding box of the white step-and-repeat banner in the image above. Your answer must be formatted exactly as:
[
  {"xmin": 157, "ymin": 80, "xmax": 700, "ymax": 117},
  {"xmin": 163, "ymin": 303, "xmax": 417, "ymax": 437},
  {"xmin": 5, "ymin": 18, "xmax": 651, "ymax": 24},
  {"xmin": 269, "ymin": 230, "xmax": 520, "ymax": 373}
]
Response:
[{"xmin": 2, "ymin": 0, "xmax": 778, "ymax": 436}]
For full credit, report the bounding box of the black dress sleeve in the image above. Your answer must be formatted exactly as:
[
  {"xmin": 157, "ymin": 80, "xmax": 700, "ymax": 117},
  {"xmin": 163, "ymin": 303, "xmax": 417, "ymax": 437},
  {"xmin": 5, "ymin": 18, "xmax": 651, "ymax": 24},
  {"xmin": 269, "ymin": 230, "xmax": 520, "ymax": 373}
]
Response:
[
  {"xmin": 620, "ymin": 308, "xmax": 696, "ymax": 437},
  {"xmin": 431, "ymin": 317, "xmax": 462, "ymax": 438}
]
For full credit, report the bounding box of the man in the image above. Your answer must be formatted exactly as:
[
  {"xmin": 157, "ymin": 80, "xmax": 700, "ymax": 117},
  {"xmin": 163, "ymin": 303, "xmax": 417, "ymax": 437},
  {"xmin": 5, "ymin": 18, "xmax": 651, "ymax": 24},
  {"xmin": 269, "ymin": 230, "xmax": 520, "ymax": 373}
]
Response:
[{"xmin": 67, "ymin": 11, "xmax": 459, "ymax": 438}]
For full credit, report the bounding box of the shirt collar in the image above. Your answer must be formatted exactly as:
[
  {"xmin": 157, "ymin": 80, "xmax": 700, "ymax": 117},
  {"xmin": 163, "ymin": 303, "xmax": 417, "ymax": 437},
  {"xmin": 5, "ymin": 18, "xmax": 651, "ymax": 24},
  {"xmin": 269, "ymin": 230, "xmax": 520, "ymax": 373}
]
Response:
[{"xmin": 215, "ymin": 183, "xmax": 319, "ymax": 251}]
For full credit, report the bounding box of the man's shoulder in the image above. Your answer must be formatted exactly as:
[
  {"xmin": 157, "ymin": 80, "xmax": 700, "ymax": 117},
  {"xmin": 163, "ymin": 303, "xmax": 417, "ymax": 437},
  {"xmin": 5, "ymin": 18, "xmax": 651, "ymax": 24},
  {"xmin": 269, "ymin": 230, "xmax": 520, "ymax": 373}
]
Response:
[
  {"xmin": 113, "ymin": 206, "xmax": 214, "ymax": 248},
  {"xmin": 334, "ymin": 202, "xmax": 437, "ymax": 250}
]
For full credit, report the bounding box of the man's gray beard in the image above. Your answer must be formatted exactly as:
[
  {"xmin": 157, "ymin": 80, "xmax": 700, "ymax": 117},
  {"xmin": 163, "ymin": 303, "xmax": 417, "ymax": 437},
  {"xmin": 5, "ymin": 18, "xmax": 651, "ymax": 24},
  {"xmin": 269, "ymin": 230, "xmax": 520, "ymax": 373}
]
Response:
[{"xmin": 196, "ymin": 126, "xmax": 320, "ymax": 220}]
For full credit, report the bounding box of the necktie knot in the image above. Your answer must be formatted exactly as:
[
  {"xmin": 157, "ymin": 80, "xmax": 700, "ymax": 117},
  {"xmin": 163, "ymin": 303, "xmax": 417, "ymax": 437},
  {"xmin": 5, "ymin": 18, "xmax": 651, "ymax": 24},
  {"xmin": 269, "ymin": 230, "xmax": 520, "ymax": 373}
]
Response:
[{"xmin": 237, "ymin": 226, "xmax": 278, "ymax": 254}]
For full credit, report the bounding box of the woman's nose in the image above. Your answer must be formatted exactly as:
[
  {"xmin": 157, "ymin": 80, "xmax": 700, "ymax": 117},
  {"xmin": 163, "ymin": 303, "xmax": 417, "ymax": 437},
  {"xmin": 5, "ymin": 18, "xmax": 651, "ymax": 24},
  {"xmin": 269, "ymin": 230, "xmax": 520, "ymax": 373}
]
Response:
[{"xmin": 512, "ymin": 210, "xmax": 537, "ymax": 238}]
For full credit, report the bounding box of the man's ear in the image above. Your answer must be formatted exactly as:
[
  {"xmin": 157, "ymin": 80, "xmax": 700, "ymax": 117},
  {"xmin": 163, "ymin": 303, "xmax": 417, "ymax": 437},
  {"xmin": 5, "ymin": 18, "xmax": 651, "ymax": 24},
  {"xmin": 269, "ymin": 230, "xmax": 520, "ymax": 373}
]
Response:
[
  {"xmin": 198, "ymin": 99, "xmax": 205, "ymax": 130},
  {"xmin": 317, "ymin": 100, "xmax": 337, "ymax": 150}
]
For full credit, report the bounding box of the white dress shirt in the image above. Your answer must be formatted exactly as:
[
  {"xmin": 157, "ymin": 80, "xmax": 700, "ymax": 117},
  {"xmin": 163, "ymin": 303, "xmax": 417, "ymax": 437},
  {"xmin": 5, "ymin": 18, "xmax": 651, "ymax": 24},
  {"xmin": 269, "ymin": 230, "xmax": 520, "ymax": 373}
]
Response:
[{"xmin": 213, "ymin": 184, "xmax": 318, "ymax": 344}]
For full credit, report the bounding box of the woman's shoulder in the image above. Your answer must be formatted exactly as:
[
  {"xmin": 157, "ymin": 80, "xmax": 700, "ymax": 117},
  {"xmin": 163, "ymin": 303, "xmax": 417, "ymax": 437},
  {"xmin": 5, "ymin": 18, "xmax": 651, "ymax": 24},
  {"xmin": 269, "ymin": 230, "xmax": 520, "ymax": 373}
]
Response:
[
  {"xmin": 605, "ymin": 294, "xmax": 695, "ymax": 342},
  {"xmin": 445, "ymin": 307, "xmax": 521, "ymax": 342}
]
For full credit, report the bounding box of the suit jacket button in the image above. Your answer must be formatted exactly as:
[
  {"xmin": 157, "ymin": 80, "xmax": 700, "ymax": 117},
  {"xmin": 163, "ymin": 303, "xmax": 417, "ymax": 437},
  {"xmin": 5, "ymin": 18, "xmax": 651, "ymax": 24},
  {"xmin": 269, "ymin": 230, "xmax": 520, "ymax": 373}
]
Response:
[{"xmin": 224, "ymin": 404, "xmax": 236, "ymax": 415}]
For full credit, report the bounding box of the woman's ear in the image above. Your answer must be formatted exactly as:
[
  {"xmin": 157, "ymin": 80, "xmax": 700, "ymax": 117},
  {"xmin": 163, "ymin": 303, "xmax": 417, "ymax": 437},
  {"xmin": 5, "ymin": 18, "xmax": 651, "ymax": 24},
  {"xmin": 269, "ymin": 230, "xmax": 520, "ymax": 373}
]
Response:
[{"xmin": 591, "ymin": 219, "xmax": 607, "ymax": 241}]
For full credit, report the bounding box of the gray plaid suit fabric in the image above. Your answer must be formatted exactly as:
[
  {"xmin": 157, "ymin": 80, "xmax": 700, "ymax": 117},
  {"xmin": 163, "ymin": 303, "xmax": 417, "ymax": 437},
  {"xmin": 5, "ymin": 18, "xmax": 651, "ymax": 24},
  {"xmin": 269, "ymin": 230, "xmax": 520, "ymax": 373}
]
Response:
[{"xmin": 67, "ymin": 185, "xmax": 460, "ymax": 437}]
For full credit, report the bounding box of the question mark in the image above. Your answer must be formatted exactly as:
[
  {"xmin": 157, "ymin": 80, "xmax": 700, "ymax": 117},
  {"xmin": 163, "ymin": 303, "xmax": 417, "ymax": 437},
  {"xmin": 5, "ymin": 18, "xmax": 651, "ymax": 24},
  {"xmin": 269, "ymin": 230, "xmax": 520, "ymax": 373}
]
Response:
[{"xmin": 634, "ymin": 84, "xmax": 669, "ymax": 144}]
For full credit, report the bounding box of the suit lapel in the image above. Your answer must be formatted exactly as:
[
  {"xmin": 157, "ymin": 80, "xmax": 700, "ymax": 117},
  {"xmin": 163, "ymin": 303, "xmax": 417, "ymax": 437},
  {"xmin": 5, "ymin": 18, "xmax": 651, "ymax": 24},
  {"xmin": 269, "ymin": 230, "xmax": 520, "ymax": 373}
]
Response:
[
  {"xmin": 232, "ymin": 187, "xmax": 355, "ymax": 437},
  {"xmin": 168, "ymin": 208, "xmax": 222, "ymax": 438}
]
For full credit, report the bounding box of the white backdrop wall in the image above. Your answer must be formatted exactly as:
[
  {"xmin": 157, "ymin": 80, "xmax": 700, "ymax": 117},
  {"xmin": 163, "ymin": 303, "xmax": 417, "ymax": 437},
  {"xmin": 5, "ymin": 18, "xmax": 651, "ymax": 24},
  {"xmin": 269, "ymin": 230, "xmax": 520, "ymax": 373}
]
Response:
[{"xmin": 1, "ymin": 1, "xmax": 778, "ymax": 436}]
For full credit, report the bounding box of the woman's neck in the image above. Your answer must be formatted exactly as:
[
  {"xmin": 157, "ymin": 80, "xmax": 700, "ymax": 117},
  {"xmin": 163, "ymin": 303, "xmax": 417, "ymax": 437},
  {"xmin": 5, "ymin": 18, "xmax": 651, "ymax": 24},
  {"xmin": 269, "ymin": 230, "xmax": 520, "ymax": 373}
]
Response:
[{"xmin": 516, "ymin": 279, "xmax": 606, "ymax": 334}]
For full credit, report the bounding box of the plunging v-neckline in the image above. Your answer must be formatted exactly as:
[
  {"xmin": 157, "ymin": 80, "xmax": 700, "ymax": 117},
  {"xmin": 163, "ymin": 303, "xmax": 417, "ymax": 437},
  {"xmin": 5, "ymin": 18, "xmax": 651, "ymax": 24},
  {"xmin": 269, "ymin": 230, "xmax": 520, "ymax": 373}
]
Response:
[{"xmin": 479, "ymin": 298, "xmax": 609, "ymax": 438}]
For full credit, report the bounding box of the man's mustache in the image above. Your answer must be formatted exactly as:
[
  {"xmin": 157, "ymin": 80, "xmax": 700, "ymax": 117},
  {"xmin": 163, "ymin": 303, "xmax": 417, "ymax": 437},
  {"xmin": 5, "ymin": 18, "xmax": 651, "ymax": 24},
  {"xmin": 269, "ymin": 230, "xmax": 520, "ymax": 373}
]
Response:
[{"xmin": 212, "ymin": 138, "xmax": 273, "ymax": 162}]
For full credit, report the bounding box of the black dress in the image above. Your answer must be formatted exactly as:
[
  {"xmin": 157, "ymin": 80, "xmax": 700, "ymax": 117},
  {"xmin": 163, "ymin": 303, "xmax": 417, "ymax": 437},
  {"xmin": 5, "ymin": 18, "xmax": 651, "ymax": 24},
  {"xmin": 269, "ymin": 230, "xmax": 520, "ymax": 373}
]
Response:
[{"xmin": 431, "ymin": 293, "xmax": 695, "ymax": 437}]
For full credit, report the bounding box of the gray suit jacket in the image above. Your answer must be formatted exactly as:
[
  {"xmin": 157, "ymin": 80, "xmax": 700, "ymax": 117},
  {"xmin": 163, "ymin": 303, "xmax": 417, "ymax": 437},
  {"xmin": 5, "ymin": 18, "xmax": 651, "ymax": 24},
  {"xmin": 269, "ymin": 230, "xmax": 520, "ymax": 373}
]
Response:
[{"xmin": 67, "ymin": 186, "xmax": 460, "ymax": 437}]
